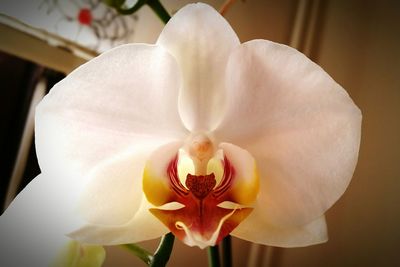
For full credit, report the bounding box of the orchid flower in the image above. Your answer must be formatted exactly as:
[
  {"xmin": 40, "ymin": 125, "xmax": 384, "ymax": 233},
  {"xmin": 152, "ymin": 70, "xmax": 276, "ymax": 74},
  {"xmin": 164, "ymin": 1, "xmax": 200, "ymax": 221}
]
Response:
[{"xmin": 0, "ymin": 2, "xmax": 361, "ymax": 265}]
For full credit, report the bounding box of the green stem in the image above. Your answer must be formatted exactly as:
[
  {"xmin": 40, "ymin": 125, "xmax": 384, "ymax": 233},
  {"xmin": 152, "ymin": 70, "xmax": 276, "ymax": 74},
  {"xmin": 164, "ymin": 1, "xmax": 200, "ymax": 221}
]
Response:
[
  {"xmin": 106, "ymin": 0, "xmax": 170, "ymax": 24},
  {"xmin": 207, "ymin": 245, "xmax": 221, "ymax": 267},
  {"xmin": 123, "ymin": 244, "xmax": 153, "ymax": 265},
  {"xmin": 112, "ymin": 0, "xmax": 147, "ymax": 15},
  {"xmin": 222, "ymin": 236, "xmax": 232, "ymax": 267},
  {"xmin": 149, "ymin": 232, "xmax": 175, "ymax": 267},
  {"xmin": 146, "ymin": 0, "xmax": 171, "ymax": 24}
]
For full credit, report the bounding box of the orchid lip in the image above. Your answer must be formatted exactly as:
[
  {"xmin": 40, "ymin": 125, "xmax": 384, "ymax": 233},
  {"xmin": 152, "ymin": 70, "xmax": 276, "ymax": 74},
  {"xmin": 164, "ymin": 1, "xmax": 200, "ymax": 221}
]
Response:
[{"xmin": 143, "ymin": 140, "xmax": 259, "ymax": 248}]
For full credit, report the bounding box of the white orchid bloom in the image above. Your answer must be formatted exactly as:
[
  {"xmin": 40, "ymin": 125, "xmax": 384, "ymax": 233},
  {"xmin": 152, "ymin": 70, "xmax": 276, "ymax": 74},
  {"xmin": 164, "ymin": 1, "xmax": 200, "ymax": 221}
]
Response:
[{"xmin": 0, "ymin": 2, "xmax": 361, "ymax": 265}]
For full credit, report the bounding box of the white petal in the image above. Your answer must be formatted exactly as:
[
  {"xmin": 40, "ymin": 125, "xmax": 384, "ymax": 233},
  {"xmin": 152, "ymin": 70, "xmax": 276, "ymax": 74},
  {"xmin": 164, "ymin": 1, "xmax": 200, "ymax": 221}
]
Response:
[
  {"xmin": 0, "ymin": 174, "xmax": 80, "ymax": 266},
  {"xmin": 78, "ymin": 146, "xmax": 154, "ymax": 226},
  {"xmin": 70, "ymin": 144, "xmax": 183, "ymax": 244},
  {"xmin": 34, "ymin": 44, "xmax": 188, "ymax": 244},
  {"xmin": 215, "ymin": 40, "xmax": 361, "ymax": 226},
  {"xmin": 69, "ymin": 198, "xmax": 168, "ymax": 245},
  {"xmin": 157, "ymin": 3, "xmax": 240, "ymax": 131},
  {"xmin": 36, "ymin": 44, "xmax": 187, "ymax": 180},
  {"xmin": 232, "ymin": 214, "xmax": 328, "ymax": 247}
]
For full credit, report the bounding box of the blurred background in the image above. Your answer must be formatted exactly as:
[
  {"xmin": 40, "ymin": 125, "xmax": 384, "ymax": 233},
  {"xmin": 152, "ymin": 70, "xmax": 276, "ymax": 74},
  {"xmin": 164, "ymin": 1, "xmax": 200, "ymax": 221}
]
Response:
[{"xmin": 0, "ymin": 0, "xmax": 399, "ymax": 266}]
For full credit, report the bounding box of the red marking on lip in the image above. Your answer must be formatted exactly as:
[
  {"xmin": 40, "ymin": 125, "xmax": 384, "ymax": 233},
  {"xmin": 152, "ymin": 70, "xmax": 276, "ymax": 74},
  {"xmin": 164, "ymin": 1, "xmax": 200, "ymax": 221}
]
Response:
[
  {"xmin": 185, "ymin": 173, "xmax": 216, "ymax": 199},
  {"xmin": 150, "ymin": 154, "xmax": 251, "ymax": 246}
]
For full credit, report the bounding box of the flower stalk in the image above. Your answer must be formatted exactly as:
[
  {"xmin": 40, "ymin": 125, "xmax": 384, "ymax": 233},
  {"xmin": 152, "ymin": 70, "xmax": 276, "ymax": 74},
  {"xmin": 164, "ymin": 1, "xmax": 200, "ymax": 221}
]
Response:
[
  {"xmin": 207, "ymin": 245, "xmax": 221, "ymax": 267},
  {"xmin": 123, "ymin": 232, "xmax": 174, "ymax": 266},
  {"xmin": 149, "ymin": 232, "xmax": 175, "ymax": 267},
  {"xmin": 222, "ymin": 236, "xmax": 232, "ymax": 267},
  {"xmin": 219, "ymin": 0, "xmax": 237, "ymax": 16},
  {"xmin": 123, "ymin": 244, "xmax": 153, "ymax": 265},
  {"xmin": 146, "ymin": 0, "xmax": 171, "ymax": 24},
  {"xmin": 104, "ymin": 0, "xmax": 147, "ymax": 14},
  {"xmin": 105, "ymin": 0, "xmax": 170, "ymax": 24}
]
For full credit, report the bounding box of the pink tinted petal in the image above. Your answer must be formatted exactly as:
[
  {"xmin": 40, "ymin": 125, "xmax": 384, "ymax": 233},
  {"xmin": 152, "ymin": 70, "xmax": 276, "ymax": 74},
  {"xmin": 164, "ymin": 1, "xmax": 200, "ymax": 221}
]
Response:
[
  {"xmin": 157, "ymin": 3, "xmax": 240, "ymax": 131},
  {"xmin": 215, "ymin": 40, "xmax": 361, "ymax": 227}
]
